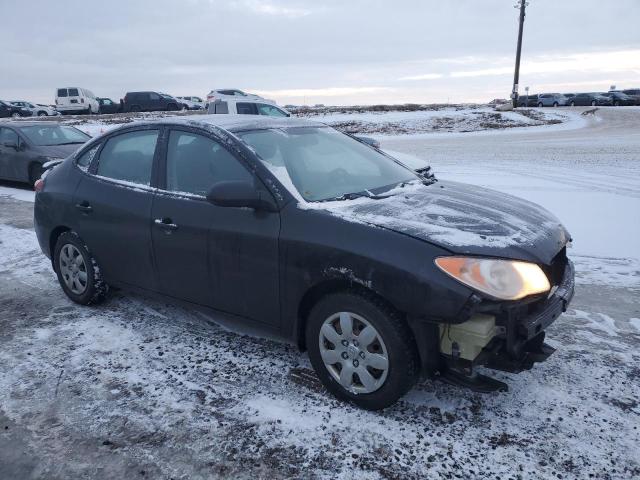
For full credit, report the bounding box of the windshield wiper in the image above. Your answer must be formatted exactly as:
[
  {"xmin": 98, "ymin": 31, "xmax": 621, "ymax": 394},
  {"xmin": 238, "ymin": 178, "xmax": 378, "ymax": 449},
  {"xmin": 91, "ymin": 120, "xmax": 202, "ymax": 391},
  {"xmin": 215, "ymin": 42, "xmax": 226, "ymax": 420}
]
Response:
[
  {"xmin": 324, "ymin": 190, "xmax": 389, "ymax": 202},
  {"xmin": 54, "ymin": 141, "xmax": 84, "ymax": 145}
]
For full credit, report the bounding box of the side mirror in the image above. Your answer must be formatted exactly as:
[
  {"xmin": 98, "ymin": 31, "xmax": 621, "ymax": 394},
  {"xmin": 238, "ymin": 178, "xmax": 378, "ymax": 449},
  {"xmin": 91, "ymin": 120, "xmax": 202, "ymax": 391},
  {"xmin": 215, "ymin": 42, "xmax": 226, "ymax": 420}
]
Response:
[
  {"xmin": 355, "ymin": 136, "xmax": 380, "ymax": 149},
  {"xmin": 206, "ymin": 181, "xmax": 277, "ymax": 212}
]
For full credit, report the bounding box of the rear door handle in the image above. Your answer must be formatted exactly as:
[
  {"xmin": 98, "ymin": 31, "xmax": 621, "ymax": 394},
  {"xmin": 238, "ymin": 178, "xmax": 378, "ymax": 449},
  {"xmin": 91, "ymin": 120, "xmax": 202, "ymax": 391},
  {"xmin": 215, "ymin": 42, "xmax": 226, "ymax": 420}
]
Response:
[
  {"xmin": 75, "ymin": 202, "xmax": 92, "ymax": 213},
  {"xmin": 154, "ymin": 218, "xmax": 178, "ymax": 231}
]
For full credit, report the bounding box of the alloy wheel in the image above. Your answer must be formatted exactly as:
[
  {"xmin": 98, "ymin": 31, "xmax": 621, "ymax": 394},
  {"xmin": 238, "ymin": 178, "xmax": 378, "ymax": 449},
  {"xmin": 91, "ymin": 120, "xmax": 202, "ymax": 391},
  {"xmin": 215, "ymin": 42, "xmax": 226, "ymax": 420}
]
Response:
[
  {"xmin": 59, "ymin": 244, "xmax": 88, "ymax": 295},
  {"xmin": 318, "ymin": 311, "xmax": 389, "ymax": 394}
]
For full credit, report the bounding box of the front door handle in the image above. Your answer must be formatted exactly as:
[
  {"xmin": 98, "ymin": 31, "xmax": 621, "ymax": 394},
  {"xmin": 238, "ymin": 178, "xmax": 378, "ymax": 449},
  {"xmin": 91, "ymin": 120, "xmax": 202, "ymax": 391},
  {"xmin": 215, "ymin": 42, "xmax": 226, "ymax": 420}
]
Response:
[
  {"xmin": 75, "ymin": 202, "xmax": 92, "ymax": 213},
  {"xmin": 154, "ymin": 218, "xmax": 178, "ymax": 231}
]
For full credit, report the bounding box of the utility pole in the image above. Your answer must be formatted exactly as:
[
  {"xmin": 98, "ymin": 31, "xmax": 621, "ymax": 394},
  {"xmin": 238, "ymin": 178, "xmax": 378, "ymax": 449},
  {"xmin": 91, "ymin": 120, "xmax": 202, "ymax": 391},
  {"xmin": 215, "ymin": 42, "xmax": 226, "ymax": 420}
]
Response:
[{"xmin": 511, "ymin": 0, "xmax": 529, "ymax": 108}]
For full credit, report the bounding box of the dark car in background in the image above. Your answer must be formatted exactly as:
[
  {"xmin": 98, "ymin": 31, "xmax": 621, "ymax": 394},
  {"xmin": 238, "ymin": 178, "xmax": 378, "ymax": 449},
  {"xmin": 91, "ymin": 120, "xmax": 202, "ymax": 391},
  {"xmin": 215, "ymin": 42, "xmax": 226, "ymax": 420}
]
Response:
[
  {"xmin": 0, "ymin": 100, "xmax": 33, "ymax": 118},
  {"xmin": 0, "ymin": 122, "xmax": 90, "ymax": 186},
  {"xmin": 122, "ymin": 91, "xmax": 180, "ymax": 113},
  {"xmin": 97, "ymin": 98, "xmax": 120, "ymax": 114},
  {"xmin": 33, "ymin": 116, "xmax": 574, "ymax": 410},
  {"xmin": 567, "ymin": 93, "xmax": 613, "ymax": 106},
  {"xmin": 617, "ymin": 89, "xmax": 640, "ymax": 105},
  {"xmin": 603, "ymin": 91, "xmax": 637, "ymax": 106},
  {"xmin": 517, "ymin": 94, "xmax": 538, "ymax": 107}
]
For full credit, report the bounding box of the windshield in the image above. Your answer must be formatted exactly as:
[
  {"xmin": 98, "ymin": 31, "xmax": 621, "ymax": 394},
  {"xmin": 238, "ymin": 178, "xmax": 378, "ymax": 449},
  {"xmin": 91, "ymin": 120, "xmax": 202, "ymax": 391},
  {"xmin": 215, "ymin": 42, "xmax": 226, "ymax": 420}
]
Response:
[
  {"xmin": 238, "ymin": 127, "xmax": 418, "ymax": 202},
  {"xmin": 18, "ymin": 125, "xmax": 90, "ymax": 146}
]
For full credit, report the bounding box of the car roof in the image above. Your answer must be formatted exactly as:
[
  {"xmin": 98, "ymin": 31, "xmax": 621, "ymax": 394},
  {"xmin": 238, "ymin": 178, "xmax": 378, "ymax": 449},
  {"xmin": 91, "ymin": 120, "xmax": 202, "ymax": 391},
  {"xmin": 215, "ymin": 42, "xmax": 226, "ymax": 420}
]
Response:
[
  {"xmin": 117, "ymin": 114, "xmax": 325, "ymax": 133},
  {"xmin": 0, "ymin": 121, "xmax": 65, "ymax": 128}
]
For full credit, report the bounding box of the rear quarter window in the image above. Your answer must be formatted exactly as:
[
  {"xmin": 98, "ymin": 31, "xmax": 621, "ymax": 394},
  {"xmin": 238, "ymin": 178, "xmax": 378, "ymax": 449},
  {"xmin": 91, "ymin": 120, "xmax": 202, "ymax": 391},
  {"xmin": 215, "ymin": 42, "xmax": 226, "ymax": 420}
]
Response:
[
  {"xmin": 76, "ymin": 144, "xmax": 101, "ymax": 171},
  {"xmin": 57, "ymin": 89, "xmax": 68, "ymax": 97},
  {"xmin": 68, "ymin": 88, "xmax": 79, "ymax": 97}
]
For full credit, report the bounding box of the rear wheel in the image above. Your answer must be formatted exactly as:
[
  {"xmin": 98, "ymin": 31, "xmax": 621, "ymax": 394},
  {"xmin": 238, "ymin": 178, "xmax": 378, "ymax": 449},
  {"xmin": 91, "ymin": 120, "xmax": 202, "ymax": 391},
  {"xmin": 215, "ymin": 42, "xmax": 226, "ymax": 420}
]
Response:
[
  {"xmin": 537, "ymin": 102, "xmax": 543, "ymax": 107},
  {"xmin": 553, "ymin": 102, "xmax": 559, "ymax": 107},
  {"xmin": 54, "ymin": 231, "xmax": 109, "ymax": 305},
  {"xmin": 37, "ymin": 111, "xmax": 47, "ymax": 117},
  {"xmin": 11, "ymin": 112, "xmax": 21, "ymax": 118},
  {"xmin": 591, "ymin": 100, "xmax": 597, "ymax": 106},
  {"xmin": 614, "ymin": 100, "xmax": 620, "ymax": 106},
  {"xmin": 130, "ymin": 105, "xmax": 141, "ymax": 112},
  {"xmin": 570, "ymin": 101, "xmax": 575, "ymax": 107},
  {"xmin": 306, "ymin": 291, "xmax": 418, "ymax": 410}
]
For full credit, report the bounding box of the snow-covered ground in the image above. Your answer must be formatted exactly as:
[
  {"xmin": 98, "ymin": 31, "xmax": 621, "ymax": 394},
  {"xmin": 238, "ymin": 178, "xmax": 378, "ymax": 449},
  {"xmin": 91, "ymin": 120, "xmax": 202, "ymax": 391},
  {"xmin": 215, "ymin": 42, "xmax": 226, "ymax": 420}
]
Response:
[{"xmin": 0, "ymin": 107, "xmax": 639, "ymax": 479}]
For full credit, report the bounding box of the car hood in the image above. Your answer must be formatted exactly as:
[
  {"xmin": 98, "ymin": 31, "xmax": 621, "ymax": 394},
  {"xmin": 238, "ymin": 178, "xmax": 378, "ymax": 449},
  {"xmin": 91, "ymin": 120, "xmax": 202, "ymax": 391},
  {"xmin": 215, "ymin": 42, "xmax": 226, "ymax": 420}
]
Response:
[
  {"xmin": 36, "ymin": 144, "xmax": 82, "ymax": 158},
  {"xmin": 306, "ymin": 181, "xmax": 570, "ymax": 265}
]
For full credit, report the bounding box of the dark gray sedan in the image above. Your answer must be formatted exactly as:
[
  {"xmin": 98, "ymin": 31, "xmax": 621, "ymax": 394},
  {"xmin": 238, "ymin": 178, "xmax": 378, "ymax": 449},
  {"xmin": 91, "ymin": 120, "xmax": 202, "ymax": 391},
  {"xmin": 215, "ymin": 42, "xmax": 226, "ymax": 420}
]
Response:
[{"xmin": 0, "ymin": 122, "xmax": 90, "ymax": 186}]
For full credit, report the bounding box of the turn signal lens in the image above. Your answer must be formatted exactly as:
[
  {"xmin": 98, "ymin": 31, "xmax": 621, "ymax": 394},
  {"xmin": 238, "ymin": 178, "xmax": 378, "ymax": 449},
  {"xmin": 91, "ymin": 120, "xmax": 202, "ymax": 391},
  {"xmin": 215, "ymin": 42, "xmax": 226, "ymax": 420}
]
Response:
[
  {"xmin": 34, "ymin": 179, "xmax": 45, "ymax": 192},
  {"xmin": 435, "ymin": 257, "xmax": 550, "ymax": 301}
]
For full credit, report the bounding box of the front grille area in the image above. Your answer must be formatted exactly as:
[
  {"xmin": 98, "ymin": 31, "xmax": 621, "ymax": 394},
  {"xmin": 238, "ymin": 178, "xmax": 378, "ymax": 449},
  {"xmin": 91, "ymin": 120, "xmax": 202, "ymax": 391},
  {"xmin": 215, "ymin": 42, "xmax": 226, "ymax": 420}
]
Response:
[{"xmin": 547, "ymin": 246, "xmax": 568, "ymax": 287}]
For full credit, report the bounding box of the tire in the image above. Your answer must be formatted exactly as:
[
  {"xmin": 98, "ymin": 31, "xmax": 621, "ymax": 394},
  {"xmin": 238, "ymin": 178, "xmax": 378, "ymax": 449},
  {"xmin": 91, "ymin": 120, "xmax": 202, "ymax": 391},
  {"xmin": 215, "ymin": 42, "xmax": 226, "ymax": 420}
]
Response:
[
  {"xmin": 130, "ymin": 105, "xmax": 141, "ymax": 112},
  {"xmin": 11, "ymin": 112, "xmax": 21, "ymax": 118},
  {"xmin": 28, "ymin": 163, "xmax": 44, "ymax": 187},
  {"xmin": 570, "ymin": 101, "xmax": 575, "ymax": 107},
  {"xmin": 305, "ymin": 290, "xmax": 419, "ymax": 410},
  {"xmin": 53, "ymin": 231, "xmax": 109, "ymax": 305},
  {"xmin": 591, "ymin": 100, "xmax": 597, "ymax": 106},
  {"xmin": 537, "ymin": 102, "xmax": 543, "ymax": 107},
  {"xmin": 614, "ymin": 100, "xmax": 620, "ymax": 107},
  {"xmin": 553, "ymin": 102, "xmax": 559, "ymax": 107},
  {"xmin": 37, "ymin": 111, "xmax": 48, "ymax": 117},
  {"xmin": 167, "ymin": 103, "xmax": 178, "ymax": 111}
]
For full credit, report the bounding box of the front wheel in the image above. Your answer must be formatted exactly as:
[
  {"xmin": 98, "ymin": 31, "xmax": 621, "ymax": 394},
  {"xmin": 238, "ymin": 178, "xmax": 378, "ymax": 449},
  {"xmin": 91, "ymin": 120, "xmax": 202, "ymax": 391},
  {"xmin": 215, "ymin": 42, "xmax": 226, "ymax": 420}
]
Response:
[
  {"xmin": 54, "ymin": 231, "xmax": 109, "ymax": 305},
  {"xmin": 591, "ymin": 100, "xmax": 597, "ymax": 106},
  {"xmin": 570, "ymin": 101, "xmax": 576, "ymax": 107},
  {"xmin": 11, "ymin": 112, "xmax": 21, "ymax": 118},
  {"xmin": 37, "ymin": 111, "xmax": 48, "ymax": 117},
  {"xmin": 537, "ymin": 102, "xmax": 543, "ymax": 107},
  {"xmin": 306, "ymin": 291, "xmax": 419, "ymax": 410},
  {"xmin": 553, "ymin": 102, "xmax": 559, "ymax": 107}
]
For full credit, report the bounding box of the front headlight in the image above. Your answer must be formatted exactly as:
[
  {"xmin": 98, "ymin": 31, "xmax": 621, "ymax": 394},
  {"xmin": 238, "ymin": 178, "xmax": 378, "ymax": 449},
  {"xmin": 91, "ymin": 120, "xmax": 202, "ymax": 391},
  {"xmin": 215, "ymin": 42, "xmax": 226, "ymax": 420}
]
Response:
[{"xmin": 435, "ymin": 257, "xmax": 550, "ymax": 301}]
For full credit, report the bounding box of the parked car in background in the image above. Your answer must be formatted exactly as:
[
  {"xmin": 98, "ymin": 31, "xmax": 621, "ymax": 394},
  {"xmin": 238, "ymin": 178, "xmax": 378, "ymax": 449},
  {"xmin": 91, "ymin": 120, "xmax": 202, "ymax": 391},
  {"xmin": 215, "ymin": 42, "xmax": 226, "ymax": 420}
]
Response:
[
  {"xmin": 0, "ymin": 100, "xmax": 33, "ymax": 118},
  {"xmin": 517, "ymin": 94, "xmax": 538, "ymax": 107},
  {"xmin": 206, "ymin": 88, "xmax": 273, "ymax": 106},
  {"xmin": 122, "ymin": 92, "xmax": 181, "ymax": 113},
  {"xmin": 566, "ymin": 93, "xmax": 613, "ymax": 107},
  {"xmin": 55, "ymin": 88, "xmax": 100, "ymax": 115},
  {"xmin": 10, "ymin": 101, "xmax": 59, "ymax": 117},
  {"xmin": 603, "ymin": 91, "xmax": 637, "ymax": 106},
  {"xmin": 208, "ymin": 98, "xmax": 290, "ymax": 117},
  {"xmin": 617, "ymin": 89, "xmax": 640, "ymax": 105},
  {"xmin": 0, "ymin": 122, "xmax": 90, "ymax": 186},
  {"xmin": 97, "ymin": 98, "xmax": 120, "ymax": 114},
  {"xmin": 33, "ymin": 115, "xmax": 574, "ymax": 410},
  {"xmin": 536, "ymin": 93, "xmax": 568, "ymax": 107},
  {"xmin": 177, "ymin": 96, "xmax": 205, "ymax": 110}
]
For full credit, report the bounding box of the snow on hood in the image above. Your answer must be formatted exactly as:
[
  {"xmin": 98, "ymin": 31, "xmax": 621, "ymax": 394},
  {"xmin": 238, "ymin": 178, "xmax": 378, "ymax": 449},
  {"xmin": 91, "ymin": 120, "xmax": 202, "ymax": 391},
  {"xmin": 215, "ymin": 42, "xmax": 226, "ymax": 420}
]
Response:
[{"xmin": 301, "ymin": 180, "xmax": 570, "ymax": 263}]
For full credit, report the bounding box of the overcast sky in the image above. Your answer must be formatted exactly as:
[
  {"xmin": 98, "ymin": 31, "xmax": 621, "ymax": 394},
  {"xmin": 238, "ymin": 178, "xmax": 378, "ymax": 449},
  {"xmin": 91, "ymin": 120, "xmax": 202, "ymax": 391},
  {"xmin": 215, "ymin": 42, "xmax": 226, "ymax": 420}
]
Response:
[{"xmin": 1, "ymin": 0, "xmax": 639, "ymax": 105}]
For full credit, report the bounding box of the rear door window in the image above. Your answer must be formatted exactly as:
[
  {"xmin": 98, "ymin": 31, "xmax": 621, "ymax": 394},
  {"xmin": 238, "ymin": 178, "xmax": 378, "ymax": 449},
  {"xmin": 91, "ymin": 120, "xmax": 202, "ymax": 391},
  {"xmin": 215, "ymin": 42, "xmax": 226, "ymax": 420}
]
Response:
[
  {"xmin": 96, "ymin": 130, "xmax": 159, "ymax": 186},
  {"xmin": 68, "ymin": 88, "xmax": 79, "ymax": 97},
  {"xmin": 165, "ymin": 130, "xmax": 251, "ymax": 196},
  {"xmin": 57, "ymin": 89, "xmax": 68, "ymax": 97},
  {"xmin": 149, "ymin": 93, "xmax": 160, "ymax": 100},
  {"xmin": 236, "ymin": 102, "xmax": 258, "ymax": 115},
  {"xmin": 213, "ymin": 101, "xmax": 229, "ymax": 114}
]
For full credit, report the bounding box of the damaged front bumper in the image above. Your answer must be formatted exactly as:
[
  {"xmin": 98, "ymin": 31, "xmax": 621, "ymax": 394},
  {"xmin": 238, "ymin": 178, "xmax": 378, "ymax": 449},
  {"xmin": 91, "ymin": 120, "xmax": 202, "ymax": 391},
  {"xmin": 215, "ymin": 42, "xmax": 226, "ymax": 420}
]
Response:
[{"xmin": 439, "ymin": 259, "xmax": 575, "ymax": 392}]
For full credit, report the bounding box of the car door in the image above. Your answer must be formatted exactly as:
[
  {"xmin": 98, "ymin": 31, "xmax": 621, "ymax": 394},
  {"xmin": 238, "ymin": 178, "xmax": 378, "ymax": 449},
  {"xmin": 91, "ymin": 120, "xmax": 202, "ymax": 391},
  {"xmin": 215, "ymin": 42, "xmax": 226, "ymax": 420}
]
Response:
[
  {"xmin": 148, "ymin": 92, "xmax": 162, "ymax": 111},
  {"xmin": 151, "ymin": 127, "xmax": 281, "ymax": 326},
  {"xmin": 72, "ymin": 128, "xmax": 160, "ymax": 290},
  {"xmin": 0, "ymin": 127, "xmax": 22, "ymax": 180}
]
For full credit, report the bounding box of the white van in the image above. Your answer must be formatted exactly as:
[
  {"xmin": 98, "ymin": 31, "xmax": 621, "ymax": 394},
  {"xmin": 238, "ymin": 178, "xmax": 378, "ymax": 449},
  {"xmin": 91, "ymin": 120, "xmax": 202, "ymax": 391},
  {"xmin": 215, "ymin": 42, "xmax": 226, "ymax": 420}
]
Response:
[
  {"xmin": 55, "ymin": 87, "xmax": 100, "ymax": 114},
  {"xmin": 207, "ymin": 98, "xmax": 290, "ymax": 117}
]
